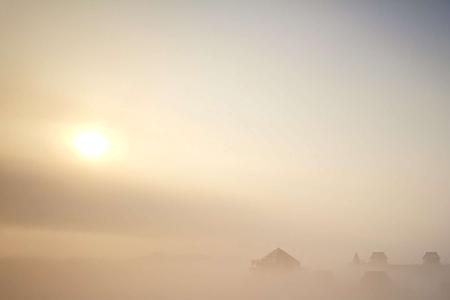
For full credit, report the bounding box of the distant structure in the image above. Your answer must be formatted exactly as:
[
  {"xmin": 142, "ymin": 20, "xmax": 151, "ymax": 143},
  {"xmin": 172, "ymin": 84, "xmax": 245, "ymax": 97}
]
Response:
[
  {"xmin": 251, "ymin": 248, "xmax": 300, "ymax": 271},
  {"xmin": 350, "ymin": 250, "xmax": 448, "ymax": 269},
  {"xmin": 423, "ymin": 252, "xmax": 441, "ymax": 265},
  {"xmin": 370, "ymin": 252, "xmax": 388, "ymax": 265},
  {"xmin": 352, "ymin": 252, "xmax": 361, "ymax": 265}
]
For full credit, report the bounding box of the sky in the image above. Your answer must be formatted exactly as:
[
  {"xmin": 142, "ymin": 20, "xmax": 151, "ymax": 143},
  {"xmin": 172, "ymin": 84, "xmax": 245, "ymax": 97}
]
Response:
[{"xmin": 1, "ymin": 0, "xmax": 450, "ymax": 266}]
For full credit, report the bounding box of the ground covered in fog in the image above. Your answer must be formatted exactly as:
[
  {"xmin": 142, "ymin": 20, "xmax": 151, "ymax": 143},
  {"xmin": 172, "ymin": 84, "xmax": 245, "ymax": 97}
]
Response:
[{"xmin": 1, "ymin": 256, "xmax": 450, "ymax": 300}]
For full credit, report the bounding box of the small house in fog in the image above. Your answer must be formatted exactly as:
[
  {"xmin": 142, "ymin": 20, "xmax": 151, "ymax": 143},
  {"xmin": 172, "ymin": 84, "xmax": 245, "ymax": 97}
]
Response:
[
  {"xmin": 352, "ymin": 252, "xmax": 361, "ymax": 265},
  {"xmin": 251, "ymin": 248, "xmax": 300, "ymax": 271},
  {"xmin": 369, "ymin": 252, "xmax": 388, "ymax": 265},
  {"xmin": 423, "ymin": 252, "xmax": 440, "ymax": 265}
]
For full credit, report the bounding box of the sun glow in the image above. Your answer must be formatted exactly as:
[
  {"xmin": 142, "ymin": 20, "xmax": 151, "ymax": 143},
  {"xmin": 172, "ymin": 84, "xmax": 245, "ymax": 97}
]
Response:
[{"xmin": 74, "ymin": 130, "xmax": 109, "ymax": 159}]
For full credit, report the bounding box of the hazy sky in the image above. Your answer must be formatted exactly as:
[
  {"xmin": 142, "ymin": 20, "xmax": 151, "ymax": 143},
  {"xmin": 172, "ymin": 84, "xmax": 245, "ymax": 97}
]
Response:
[{"xmin": 1, "ymin": 1, "xmax": 450, "ymax": 266}]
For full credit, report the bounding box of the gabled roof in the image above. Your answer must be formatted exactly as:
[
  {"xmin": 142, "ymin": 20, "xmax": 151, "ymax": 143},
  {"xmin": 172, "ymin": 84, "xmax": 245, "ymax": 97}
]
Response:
[
  {"xmin": 370, "ymin": 251, "xmax": 388, "ymax": 264},
  {"xmin": 423, "ymin": 251, "xmax": 440, "ymax": 264},
  {"xmin": 370, "ymin": 252, "xmax": 387, "ymax": 259},
  {"xmin": 423, "ymin": 252, "xmax": 440, "ymax": 259},
  {"xmin": 352, "ymin": 252, "xmax": 361, "ymax": 264},
  {"xmin": 252, "ymin": 248, "xmax": 300, "ymax": 270},
  {"xmin": 260, "ymin": 248, "xmax": 300, "ymax": 265}
]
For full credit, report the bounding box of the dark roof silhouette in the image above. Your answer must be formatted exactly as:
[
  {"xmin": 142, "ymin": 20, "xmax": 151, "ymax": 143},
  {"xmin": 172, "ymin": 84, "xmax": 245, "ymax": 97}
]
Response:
[
  {"xmin": 370, "ymin": 252, "xmax": 388, "ymax": 264},
  {"xmin": 352, "ymin": 252, "xmax": 361, "ymax": 265},
  {"xmin": 251, "ymin": 248, "xmax": 300, "ymax": 270},
  {"xmin": 423, "ymin": 252, "xmax": 440, "ymax": 265}
]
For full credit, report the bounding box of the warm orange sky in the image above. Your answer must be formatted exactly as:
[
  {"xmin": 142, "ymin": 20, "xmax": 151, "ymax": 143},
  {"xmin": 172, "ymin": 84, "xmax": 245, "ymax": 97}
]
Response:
[{"xmin": 1, "ymin": 1, "xmax": 450, "ymax": 266}]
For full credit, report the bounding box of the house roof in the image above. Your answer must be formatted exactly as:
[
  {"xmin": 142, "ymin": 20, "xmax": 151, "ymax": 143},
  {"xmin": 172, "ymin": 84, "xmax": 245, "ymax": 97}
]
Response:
[
  {"xmin": 259, "ymin": 248, "xmax": 300, "ymax": 266},
  {"xmin": 370, "ymin": 252, "xmax": 387, "ymax": 259},
  {"xmin": 423, "ymin": 252, "xmax": 440, "ymax": 264},
  {"xmin": 423, "ymin": 252, "xmax": 440, "ymax": 259},
  {"xmin": 352, "ymin": 252, "xmax": 361, "ymax": 264}
]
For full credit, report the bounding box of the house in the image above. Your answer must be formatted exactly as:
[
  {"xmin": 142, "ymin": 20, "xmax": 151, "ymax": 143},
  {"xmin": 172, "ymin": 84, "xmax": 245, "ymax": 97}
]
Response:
[
  {"xmin": 352, "ymin": 252, "xmax": 361, "ymax": 265},
  {"xmin": 369, "ymin": 252, "xmax": 388, "ymax": 265},
  {"xmin": 423, "ymin": 252, "xmax": 440, "ymax": 265},
  {"xmin": 251, "ymin": 248, "xmax": 300, "ymax": 271}
]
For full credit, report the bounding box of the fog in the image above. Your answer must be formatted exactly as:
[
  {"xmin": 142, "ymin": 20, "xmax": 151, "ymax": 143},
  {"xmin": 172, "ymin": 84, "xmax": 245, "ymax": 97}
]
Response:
[
  {"xmin": 1, "ymin": 0, "xmax": 450, "ymax": 299},
  {"xmin": 1, "ymin": 254, "xmax": 450, "ymax": 300}
]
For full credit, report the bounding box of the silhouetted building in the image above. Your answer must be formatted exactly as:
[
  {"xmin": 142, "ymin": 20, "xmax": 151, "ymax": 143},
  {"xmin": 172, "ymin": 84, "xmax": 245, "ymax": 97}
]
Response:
[
  {"xmin": 251, "ymin": 248, "xmax": 300, "ymax": 271},
  {"xmin": 352, "ymin": 252, "xmax": 361, "ymax": 265},
  {"xmin": 370, "ymin": 252, "xmax": 388, "ymax": 265},
  {"xmin": 423, "ymin": 251, "xmax": 440, "ymax": 265}
]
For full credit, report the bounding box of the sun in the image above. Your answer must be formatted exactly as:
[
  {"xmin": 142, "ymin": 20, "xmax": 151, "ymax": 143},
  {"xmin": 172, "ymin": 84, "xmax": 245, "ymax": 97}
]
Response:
[{"xmin": 73, "ymin": 130, "xmax": 109, "ymax": 159}]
